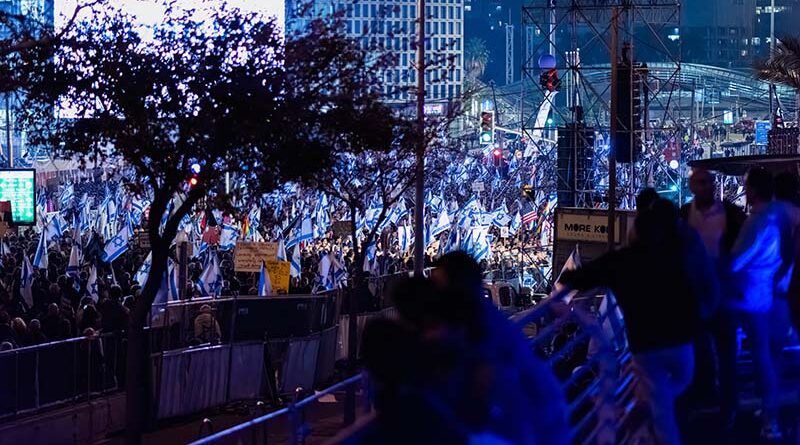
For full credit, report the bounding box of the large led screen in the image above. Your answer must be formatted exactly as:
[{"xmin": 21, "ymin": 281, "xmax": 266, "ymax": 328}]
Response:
[{"xmin": 0, "ymin": 169, "xmax": 36, "ymax": 225}]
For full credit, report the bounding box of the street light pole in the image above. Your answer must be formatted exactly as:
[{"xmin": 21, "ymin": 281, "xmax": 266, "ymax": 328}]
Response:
[{"xmin": 413, "ymin": 0, "xmax": 426, "ymax": 275}]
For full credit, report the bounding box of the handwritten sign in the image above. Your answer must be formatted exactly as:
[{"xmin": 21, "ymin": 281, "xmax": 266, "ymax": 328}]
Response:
[
  {"xmin": 265, "ymin": 260, "xmax": 291, "ymax": 294},
  {"xmin": 234, "ymin": 241, "xmax": 278, "ymax": 272}
]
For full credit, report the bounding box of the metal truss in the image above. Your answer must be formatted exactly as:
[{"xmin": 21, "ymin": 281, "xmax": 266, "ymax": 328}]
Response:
[{"xmin": 521, "ymin": 0, "xmax": 684, "ymax": 208}]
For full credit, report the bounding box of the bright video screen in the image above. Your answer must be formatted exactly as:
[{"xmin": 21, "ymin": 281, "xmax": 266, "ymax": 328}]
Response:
[{"xmin": 0, "ymin": 169, "xmax": 36, "ymax": 225}]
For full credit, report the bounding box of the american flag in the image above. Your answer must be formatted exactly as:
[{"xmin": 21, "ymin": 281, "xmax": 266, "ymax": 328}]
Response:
[{"xmin": 521, "ymin": 201, "xmax": 538, "ymax": 225}]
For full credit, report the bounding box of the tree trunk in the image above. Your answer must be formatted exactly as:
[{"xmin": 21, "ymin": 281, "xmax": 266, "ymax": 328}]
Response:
[
  {"xmin": 124, "ymin": 243, "xmax": 168, "ymax": 445},
  {"xmin": 124, "ymin": 186, "xmax": 201, "ymax": 445}
]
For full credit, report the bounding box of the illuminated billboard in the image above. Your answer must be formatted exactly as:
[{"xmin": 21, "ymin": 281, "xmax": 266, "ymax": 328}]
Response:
[{"xmin": 0, "ymin": 169, "xmax": 36, "ymax": 225}]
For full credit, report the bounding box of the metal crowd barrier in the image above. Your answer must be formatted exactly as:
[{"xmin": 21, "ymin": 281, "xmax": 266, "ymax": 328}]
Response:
[
  {"xmin": 0, "ymin": 331, "xmax": 126, "ymax": 420},
  {"xmin": 513, "ymin": 291, "xmax": 640, "ymax": 445},
  {"xmin": 187, "ymin": 374, "xmax": 370, "ymax": 445},
  {"xmin": 190, "ymin": 289, "xmax": 641, "ymax": 445}
]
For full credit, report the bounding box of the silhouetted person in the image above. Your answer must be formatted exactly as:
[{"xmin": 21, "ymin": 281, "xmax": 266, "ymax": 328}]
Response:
[{"xmin": 561, "ymin": 199, "xmax": 716, "ymax": 445}]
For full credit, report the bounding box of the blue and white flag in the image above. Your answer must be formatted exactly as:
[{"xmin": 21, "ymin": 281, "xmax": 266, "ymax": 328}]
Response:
[
  {"xmin": 397, "ymin": 225, "xmax": 411, "ymax": 253},
  {"xmin": 509, "ymin": 211, "xmax": 522, "ymax": 236},
  {"xmin": 20, "ymin": 255, "xmax": 33, "ymax": 308},
  {"xmin": 258, "ymin": 261, "xmax": 272, "ymax": 296},
  {"xmin": 219, "ymin": 224, "xmax": 240, "ymax": 251},
  {"xmin": 444, "ymin": 227, "xmax": 461, "ymax": 253},
  {"xmin": 290, "ymin": 244, "xmax": 301, "ymax": 278},
  {"xmin": 87, "ymin": 265, "xmax": 99, "ymax": 302},
  {"xmin": 67, "ymin": 244, "xmax": 81, "ymax": 292},
  {"xmin": 134, "ymin": 251, "xmax": 152, "ymax": 286},
  {"xmin": 46, "ymin": 214, "xmax": 67, "ymax": 241},
  {"xmin": 130, "ymin": 196, "xmax": 148, "ymax": 225},
  {"xmin": 33, "ymin": 228, "xmax": 48, "ymax": 269},
  {"xmin": 298, "ymin": 217, "xmax": 313, "ymax": 243},
  {"xmin": 430, "ymin": 209, "xmax": 451, "ymax": 238},
  {"xmin": 197, "ymin": 252, "xmax": 223, "ymax": 296},
  {"xmin": 102, "ymin": 222, "xmax": 132, "ymax": 263},
  {"xmin": 59, "ymin": 183, "xmax": 74, "ymax": 209},
  {"xmin": 318, "ymin": 253, "xmax": 335, "ymax": 291},
  {"xmin": 78, "ymin": 192, "xmax": 89, "ymax": 211},
  {"xmin": 331, "ymin": 252, "xmax": 347, "ymax": 288},
  {"xmin": 276, "ymin": 237, "xmax": 287, "ymax": 261}
]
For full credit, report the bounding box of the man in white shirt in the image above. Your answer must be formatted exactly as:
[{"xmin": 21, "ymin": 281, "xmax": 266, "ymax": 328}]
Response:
[{"xmin": 679, "ymin": 168, "xmax": 746, "ymax": 435}]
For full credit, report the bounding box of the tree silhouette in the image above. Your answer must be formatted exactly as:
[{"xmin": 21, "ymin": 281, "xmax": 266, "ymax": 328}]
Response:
[{"xmin": 17, "ymin": 2, "xmax": 399, "ymax": 443}]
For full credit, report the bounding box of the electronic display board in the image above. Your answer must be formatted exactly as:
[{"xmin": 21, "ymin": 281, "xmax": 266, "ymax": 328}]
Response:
[{"xmin": 0, "ymin": 169, "xmax": 36, "ymax": 225}]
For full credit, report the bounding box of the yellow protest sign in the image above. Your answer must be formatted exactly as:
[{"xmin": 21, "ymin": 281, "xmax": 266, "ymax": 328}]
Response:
[
  {"xmin": 234, "ymin": 241, "xmax": 278, "ymax": 272},
  {"xmin": 265, "ymin": 260, "xmax": 290, "ymax": 294}
]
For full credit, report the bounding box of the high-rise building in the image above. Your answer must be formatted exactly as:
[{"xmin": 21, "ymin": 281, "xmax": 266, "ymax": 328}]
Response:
[
  {"xmin": 286, "ymin": 0, "xmax": 464, "ymax": 103},
  {"xmin": 682, "ymin": 0, "xmax": 756, "ymax": 67},
  {"xmin": 753, "ymin": 0, "xmax": 800, "ymax": 59}
]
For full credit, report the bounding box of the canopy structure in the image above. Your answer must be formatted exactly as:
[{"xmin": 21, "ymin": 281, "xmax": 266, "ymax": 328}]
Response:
[{"xmin": 688, "ymin": 154, "xmax": 800, "ymax": 176}]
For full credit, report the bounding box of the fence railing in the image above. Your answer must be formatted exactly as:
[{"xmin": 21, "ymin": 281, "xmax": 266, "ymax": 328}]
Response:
[
  {"xmin": 190, "ymin": 289, "xmax": 639, "ymax": 445},
  {"xmin": 0, "ymin": 331, "xmax": 126, "ymax": 420},
  {"xmin": 186, "ymin": 374, "xmax": 370, "ymax": 445}
]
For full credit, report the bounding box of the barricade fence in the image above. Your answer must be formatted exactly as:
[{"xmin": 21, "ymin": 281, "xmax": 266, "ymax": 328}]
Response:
[
  {"xmin": 192, "ymin": 291, "xmax": 641, "ymax": 445},
  {"xmin": 0, "ymin": 291, "xmax": 398, "ymax": 424},
  {"xmin": 187, "ymin": 374, "xmax": 370, "ymax": 445},
  {"xmin": 0, "ymin": 332, "xmax": 125, "ymax": 420}
]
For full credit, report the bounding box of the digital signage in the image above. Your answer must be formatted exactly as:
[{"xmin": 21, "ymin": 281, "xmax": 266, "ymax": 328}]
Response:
[{"xmin": 0, "ymin": 169, "xmax": 35, "ymax": 225}]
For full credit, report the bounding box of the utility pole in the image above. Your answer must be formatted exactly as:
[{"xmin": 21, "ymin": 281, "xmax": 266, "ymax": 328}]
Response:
[
  {"xmin": 413, "ymin": 0, "xmax": 426, "ymax": 275},
  {"xmin": 5, "ymin": 94, "xmax": 11, "ymax": 168},
  {"xmin": 608, "ymin": 10, "xmax": 619, "ymax": 251}
]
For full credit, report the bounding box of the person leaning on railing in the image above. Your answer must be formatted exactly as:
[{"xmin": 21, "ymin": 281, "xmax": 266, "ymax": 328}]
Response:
[{"xmin": 559, "ymin": 198, "xmax": 717, "ymax": 445}]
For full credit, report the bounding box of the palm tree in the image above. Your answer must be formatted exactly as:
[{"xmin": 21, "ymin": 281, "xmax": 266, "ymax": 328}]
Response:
[
  {"xmin": 754, "ymin": 36, "xmax": 800, "ymax": 124},
  {"xmin": 465, "ymin": 38, "xmax": 489, "ymax": 81}
]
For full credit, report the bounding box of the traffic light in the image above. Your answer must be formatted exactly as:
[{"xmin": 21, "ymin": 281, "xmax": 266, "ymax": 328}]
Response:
[
  {"xmin": 539, "ymin": 68, "xmax": 560, "ymax": 92},
  {"xmin": 479, "ymin": 111, "xmax": 495, "ymax": 145},
  {"xmin": 492, "ymin": 148, "xmax": 503, "ymax": 167},
  {"xmin": 188, "ymin": 162, "xmax": 200, "ymax": 188}
]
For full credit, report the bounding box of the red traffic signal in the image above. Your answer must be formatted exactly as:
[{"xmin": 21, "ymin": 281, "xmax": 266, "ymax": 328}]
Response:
[{"xmin": 539, "ymin": 68, "xmax": 560, "ymax": 92}]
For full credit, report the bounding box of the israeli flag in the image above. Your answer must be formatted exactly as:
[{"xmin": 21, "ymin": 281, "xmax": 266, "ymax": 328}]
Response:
[
  {"xmin": 276, "ymin": 237, "xmax": 287, "ymax": 261},
  {"xmin": 33, "ymin": 228, "xmax": 48, "ymax": 269},
  {"xmin": 444, "ymin": 227, "xmax": 461, "ymax": 253},
  {"xmin": 492, "ymin": 205, "xmax": 512, "ymax": 228},
  {"xmin": 78, "ymin": 192, "xmax": 89, "ymax": 211},
  {"xmin": 290, "ymin": 244, "xmax": 301, "ymax": 278},
  {"xmin": 102, "ymin": 222, "xmax": 132, "ymax": 263},
  {"xmin": 397, "ymin": 225, "xmax": 411, "ymax": 253},
  {"xmin": 20, "ymin": 255, "xmax": 33, "ymax": 308},
  {"xmin": 318, "ymin": 253, "xmax": 333, "ymax": 291},
  {"xmin": 332, "ymin": 252, "xmax": 347, "ymax": 288},
  {"xmin": 59, "ymin": 183, "xmax": 74, "ymax": 209},
  {"xmin": 46, "ymin": 214, "xmax": 67, "ymax": 241},
  {"xmin": 87, "ymin": 265, "xmax": 99, "ymax": 302},
  {"xmin": 130, "ymin": 197, "xmax": 148, "ymax": 225},
  {"xmin": 80, "ymin": 205, "xmax": 91, "ymax": 233},
  {"xmin": 134, "ymin": 251, "xmax": 152, "ymax": 286},
  {"xmin": 0, "ymin": 238, "xmax": 9, "ymax": 257},
  {"xmin": 298, "ymin": 217, "xmax": 312, "ymax": 243},
  {"xmin": 106, "ymin": 199, "xmax": 117, "ymax": 227},
  {"xmin": 509, "ymin": 211, "xmax": 522, "ymax": 236},
  {"xmin": 430, "ymin": 209, "xmax": 451, "ymax": 238},
  {"xmin": 197, "ymin": 252, "xmax": 223, "ymax": 297},
  {"xmin": 219, "ymin": 224, "xmax": 240, "ymax": 251},
  {"xmin": 258, "ymin": 261, "xmax": 272, "ymax": 296}
]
